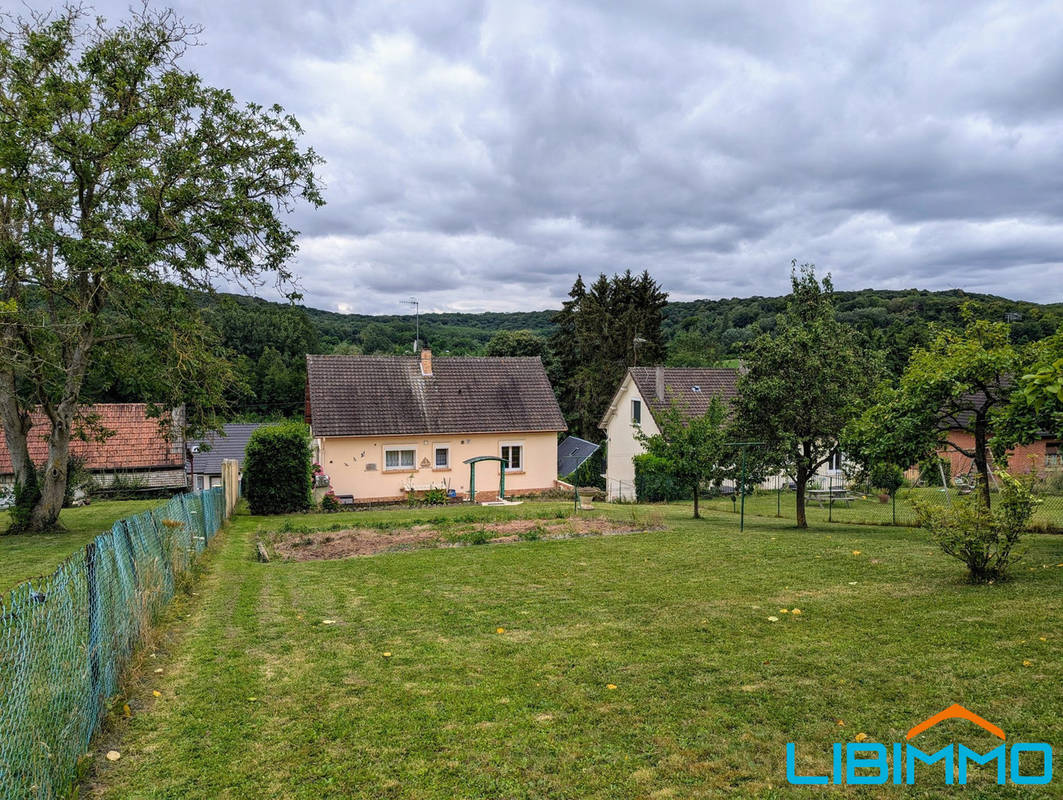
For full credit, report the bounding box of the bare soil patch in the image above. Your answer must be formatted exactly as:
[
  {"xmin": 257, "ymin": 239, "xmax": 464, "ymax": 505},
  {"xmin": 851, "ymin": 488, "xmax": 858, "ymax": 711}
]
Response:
[{"xmin": 268, "ymin": 516, "xmax": 659, "ymax": 562}]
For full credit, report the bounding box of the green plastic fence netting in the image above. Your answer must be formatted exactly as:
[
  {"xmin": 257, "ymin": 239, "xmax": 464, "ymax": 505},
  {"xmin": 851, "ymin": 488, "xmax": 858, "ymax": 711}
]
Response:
[{"xmin": 0, "ymin": 487, "xmax": 228, "ymax": 799}]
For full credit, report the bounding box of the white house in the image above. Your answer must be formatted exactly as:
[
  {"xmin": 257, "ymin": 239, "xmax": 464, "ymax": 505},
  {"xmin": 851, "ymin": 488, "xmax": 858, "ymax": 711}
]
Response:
[{"xmin": 598, "ymin": 366, "xmax": 739, "ymax": 500}]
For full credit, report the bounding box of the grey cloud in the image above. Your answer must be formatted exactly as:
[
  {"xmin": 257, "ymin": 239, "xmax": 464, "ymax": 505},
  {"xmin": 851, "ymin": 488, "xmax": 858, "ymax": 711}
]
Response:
[{"xmin": 18, "ymin": 0, "xmax": 1063, "ymax": 311}]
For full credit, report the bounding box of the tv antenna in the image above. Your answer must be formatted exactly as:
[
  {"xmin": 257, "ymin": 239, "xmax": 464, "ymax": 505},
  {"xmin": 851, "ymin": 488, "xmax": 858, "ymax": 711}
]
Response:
[{"xmin": 402, "ymin": 296, "xmax": 421, "ymax": 352}]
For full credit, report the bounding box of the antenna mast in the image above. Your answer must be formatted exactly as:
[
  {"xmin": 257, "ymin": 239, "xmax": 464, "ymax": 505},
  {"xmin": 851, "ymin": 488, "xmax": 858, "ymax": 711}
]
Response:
[{"xmin": 402, "ymin": 297, "xmax": 421, "ymax": 352}]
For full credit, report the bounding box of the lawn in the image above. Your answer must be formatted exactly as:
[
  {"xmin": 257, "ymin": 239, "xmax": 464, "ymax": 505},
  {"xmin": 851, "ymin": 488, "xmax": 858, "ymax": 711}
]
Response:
[
  {"xmin": 0, "ymin": 499, "xmax": 160, "ymax": 594},
  {"xmin": 85, "ymin": 502, "xmax": 1063, "ymax": 799},
  {"xmin": 701, "ymin": 486, "xmax": 1063, "ymax": 532}
]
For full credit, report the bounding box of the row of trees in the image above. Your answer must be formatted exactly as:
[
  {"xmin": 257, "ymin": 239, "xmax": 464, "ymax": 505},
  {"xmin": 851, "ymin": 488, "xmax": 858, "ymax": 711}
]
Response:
[{"xmin": 640, "ymin": 264, "xmax": 1063, "ymax": 529}]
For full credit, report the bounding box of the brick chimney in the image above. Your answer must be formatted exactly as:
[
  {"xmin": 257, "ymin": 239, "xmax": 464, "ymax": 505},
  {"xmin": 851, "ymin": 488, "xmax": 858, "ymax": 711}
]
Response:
[
  {"xmin": 420, "ymin": 348, "xmax": 433, "ymax": 377},
  {"xmin": 655, "ymin": 365, "xmax": 665, "ymax": 402}
]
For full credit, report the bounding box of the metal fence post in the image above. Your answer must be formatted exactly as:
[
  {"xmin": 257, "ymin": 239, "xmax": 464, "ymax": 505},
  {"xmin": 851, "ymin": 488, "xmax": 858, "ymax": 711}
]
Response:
[
  {"xmin": 86, "ymin": 541, "xmax": 101, "ymax": 705},
  {"xmin": 828, "ymin": 476, "xmax": 833, "ymax": 523},
  {"xmin": 892, "ymin": 492, "xmax": 897, "ymax": 526}
]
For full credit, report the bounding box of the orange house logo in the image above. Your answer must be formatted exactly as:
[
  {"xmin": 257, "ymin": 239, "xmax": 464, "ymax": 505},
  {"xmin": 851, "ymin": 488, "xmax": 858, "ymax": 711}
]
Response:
[{"xmin": 786, "ymin": 704, "xmax": 1053, "ymax": 786}]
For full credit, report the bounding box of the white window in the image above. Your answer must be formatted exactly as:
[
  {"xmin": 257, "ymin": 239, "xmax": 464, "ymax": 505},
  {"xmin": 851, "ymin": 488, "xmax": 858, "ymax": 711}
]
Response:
[
  {"xmin": 829, "ymin": 450, "xmax": 843, "ymax": 472},
  {"xmin": 501, "ymin": 444, "xmax": 523, "ymax": 471},
  {"xmin": 631, "ymin": 399, "xmax": 641, "ymax": 424},
  {"xmin": 434, "ymin": 446, "xmax": 450, "ymax": 469},
  {"xmin": 384, "ymin": 447, "xmax": 416, "ymax": 471},
  {"xmin": 1047, "ymin": 441, "xmax": 1061, "ymax": 467}
]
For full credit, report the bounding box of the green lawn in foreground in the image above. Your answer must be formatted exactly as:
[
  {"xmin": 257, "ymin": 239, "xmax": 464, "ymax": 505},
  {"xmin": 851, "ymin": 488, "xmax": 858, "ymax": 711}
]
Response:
[
  {"xmin": 0, "ymin": 498, "xmax": 160, "ymax": 593},
  {"xmin": 86, "ymin": 502, "xmax": 1063, "ymax": 799}
]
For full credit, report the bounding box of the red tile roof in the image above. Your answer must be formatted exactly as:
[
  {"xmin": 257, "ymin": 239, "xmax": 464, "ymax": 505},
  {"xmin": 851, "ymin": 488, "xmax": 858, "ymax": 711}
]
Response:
[{"xmin": 0, "ymin": 404, "xmax": 185, "ymax": 475}]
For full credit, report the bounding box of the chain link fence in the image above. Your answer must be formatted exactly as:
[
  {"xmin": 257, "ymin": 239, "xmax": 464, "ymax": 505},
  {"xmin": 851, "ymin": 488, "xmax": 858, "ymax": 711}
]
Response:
[
  {"xmin": 0, "ymin": 487, "xmax": 229, "ymax": 799},
  {"xmin": 702, "ymin": 472, "xmax": 1063, "ymax": 532}
]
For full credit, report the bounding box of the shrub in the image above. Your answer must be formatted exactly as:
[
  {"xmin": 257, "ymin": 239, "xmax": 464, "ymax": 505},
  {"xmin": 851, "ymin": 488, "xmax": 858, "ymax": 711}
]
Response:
[
  {"xmin": 320, "ymin": 490, "xmax": 340, "ymax": 513},
  {"xmin": 869, "ymin": 462, "xmax": 904, "ymax": 497},
  {"xmin": 913, "ymin": 471, "xmax": 1038, "ymax": 583},
  {"xmin": 244, "ymin": 422, "xmax": 313, "ymax": 515},
  {"xmin": 633, "ymin": 454, "xmax": 688, "ymax": 503},
  {"xmin": 422, "ymin": 487, "xmax": 448, "ymax": 506}
]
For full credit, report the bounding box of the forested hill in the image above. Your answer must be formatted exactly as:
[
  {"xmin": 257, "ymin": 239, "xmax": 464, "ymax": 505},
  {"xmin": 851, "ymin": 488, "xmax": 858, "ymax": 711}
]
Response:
[{"xmin": 84, "ymin": 287, "xmax": 1063, "ymax": 421}]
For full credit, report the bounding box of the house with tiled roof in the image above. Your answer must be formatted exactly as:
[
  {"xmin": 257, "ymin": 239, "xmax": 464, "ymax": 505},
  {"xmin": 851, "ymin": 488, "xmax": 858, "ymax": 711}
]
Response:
[
  {"xmin": 0, "ymin": 403, "xmax": 187, "ymax": 493},
  {"xmin": 598, "ymin": 366, "xmax": 739, "ymax": 500},
  {"xmin": 186, "ymin": 423, "xmax": 263, "ymax": 491},
  {"xmin": 305, "ymin": 350, "xmax": 566, "ymax": 502}
]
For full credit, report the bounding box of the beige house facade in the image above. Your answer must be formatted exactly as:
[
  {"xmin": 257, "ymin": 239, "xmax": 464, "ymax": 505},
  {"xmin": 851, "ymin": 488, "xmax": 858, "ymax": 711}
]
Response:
[
  {"xmin": 599, "ymin": 366, "xmax": 739, "ymax": 501},
  {"xmin": 306, "ymin": 350, "xmax": 566, "ymax": 503}
]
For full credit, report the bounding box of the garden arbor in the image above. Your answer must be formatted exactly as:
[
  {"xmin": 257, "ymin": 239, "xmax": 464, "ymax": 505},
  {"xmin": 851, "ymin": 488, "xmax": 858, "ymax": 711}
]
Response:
[{"xmin": 464, "ymin": 456, "xmax": 507, "ymax": 502}]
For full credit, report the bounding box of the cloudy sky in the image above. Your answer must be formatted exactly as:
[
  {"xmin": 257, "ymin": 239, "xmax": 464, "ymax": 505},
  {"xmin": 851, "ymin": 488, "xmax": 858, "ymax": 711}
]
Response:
[{"xmin": 26, "ymin": 0, "xmax": 1063, "ymax": 312}]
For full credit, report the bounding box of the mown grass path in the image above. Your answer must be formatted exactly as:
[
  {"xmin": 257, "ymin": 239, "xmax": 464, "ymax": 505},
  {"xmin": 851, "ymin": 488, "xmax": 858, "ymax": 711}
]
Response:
[{"xmin": 86, "ymin": 503, "xmax": 1063, "ymax": 799}]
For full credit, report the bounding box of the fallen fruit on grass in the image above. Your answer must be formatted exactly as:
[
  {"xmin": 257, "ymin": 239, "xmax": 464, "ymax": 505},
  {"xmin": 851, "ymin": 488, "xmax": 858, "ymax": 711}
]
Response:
[
  {"xmin": 105, "ymin": 750, "xmax": 121, "ymax": 761},
  {"xmin": 791, "ymin": 609, "xmax": 802, "ymax": 615},
  {"xmin": 854, "ymin": 733, "xmax": 868, "ymax": 742},
  {"xmin": 154, "ymin": 668, "xmax": 163, "ymax": 674},
  {"xmin": 767, "ymin": 616, "xmax": 779, "ymax": 622},
  {"xmin": 852, "ymin": 550, "xmax": 861, "ymax": 556},
  {"xmin": 152, "ymin": 690, "xmax": 161, "ymax": 698},
  {"xmin": 322, "ymin": 619, "xmax": 336, "ymax": 625},
  {"xmin": 606, "ymin": 684, "xmax": 618, "ymax": 690},
  {"xmin": 496, "ymin": 627, "xmax": 505, "ymax": 634},
  {"xmin": 382, "ymin": 652, "xmax": 392, "ymax": 658}
]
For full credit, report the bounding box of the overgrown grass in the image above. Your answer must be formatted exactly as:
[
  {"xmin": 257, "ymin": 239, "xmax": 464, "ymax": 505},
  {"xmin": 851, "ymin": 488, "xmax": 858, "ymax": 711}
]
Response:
[
  {"xmin": 86, "ymin": 502, "xmax": 1063, "ymax": 799},
  {"xmin": 0, "ymin": 498, "xmax": 160, "ymax": 593}
]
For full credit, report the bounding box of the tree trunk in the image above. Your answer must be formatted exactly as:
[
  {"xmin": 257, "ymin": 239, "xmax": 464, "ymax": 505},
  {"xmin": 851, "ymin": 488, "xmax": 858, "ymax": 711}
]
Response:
[
  {"xmin": 973, "ymin": 412, "xmax": 991, "ymax": 509},
  {"xmin": 28, "ymin": 410, "xmax": 74, "ymax": 531},
  {"xmin": 692, "ymin": 483, "xmax": 700, "ymax": 519},
  {"xmin": 795, "ymin": 465, "xmax": 808, "ymax": 529},
  {"xmin": 0, "ymin": 372, "xmax": 37, "ymax": 533}
]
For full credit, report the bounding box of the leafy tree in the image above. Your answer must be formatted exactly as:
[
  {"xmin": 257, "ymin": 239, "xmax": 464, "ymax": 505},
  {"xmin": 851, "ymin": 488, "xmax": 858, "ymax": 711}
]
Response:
[
  {"xmin": 731, "ymin": 264, "xmax": 877, "ymax": 528},
  {"xmin": 845, "ymin": 314, "xmax": 1028, "ymax": 508},
  {"xmin": 869, "ymin": 462, "xmax": 904, "ymax": 498},
  {"xmin": 550, "ymin": 270, "xmax": 668, "ymax": 439},
  {"xmin": 0, "ymin": 7, "xmax": 322, "ymax": 531},
  {"xmin": 485, "ymin": 329, "xmax": 550, "ymax": 359},
  {"xmin": 1012, "ymin": 325, "xmax": 1063, "ymax": 437},
  {"xmin": 359, "ymin": 322, "xmax": 394, "ymax": 354},
  {"xmin": 635, "ymin": 397, "xmax": 729, "ymax": 518},
  {"xmin": 665, "ymin": 329, "xmax": 719, "ymax": 367}
]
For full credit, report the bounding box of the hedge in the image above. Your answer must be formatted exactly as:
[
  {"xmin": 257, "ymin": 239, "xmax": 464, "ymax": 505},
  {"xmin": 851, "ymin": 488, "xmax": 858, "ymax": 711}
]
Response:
[
  {"xmin": 244, "ymin": 422, "xmax": 313, "ymax": 515},
  {"xmin": 633, "ymin": 453, "xmax": 688, "ymax": 502}
]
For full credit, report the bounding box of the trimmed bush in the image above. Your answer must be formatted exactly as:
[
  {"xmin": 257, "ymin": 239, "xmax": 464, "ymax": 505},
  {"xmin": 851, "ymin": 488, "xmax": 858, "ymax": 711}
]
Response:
[
  {"xmin": 244, "ymin": 422, "xmax": 313, "ymax": 515},
  {"xmin": 633, "ymin": 454, "xmax": 688, "ymax": 503}
]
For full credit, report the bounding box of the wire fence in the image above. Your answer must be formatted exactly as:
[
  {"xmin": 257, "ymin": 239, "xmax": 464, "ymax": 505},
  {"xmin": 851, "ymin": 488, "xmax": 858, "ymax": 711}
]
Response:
[
  {"xmin": 0, "ymin": 487, "xmax": 229, "ymax": 800},
  {"xmin": 701, "ymin": 473, "xmax": 1063, "ymax": 532}
]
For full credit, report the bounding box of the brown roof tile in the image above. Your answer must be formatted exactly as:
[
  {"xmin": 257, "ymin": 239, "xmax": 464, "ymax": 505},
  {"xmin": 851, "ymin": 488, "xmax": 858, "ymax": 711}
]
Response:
[
  {"xmin": 629, "ymin": 367, "xmax": 739, "ymax": 421},
  {"xmin": 0, "ymin": 403, "xmax": 185, "ymax": 474},
  {"xmin": 306, "ymin": 354, "xmax": 567, "ymax": 438}
]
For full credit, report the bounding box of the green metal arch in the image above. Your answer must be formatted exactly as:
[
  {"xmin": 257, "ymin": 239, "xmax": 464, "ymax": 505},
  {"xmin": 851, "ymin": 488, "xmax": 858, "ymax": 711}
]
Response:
[{"xmin": 463, "ymin": 456, "xmax": 507, "ymax": 502}]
